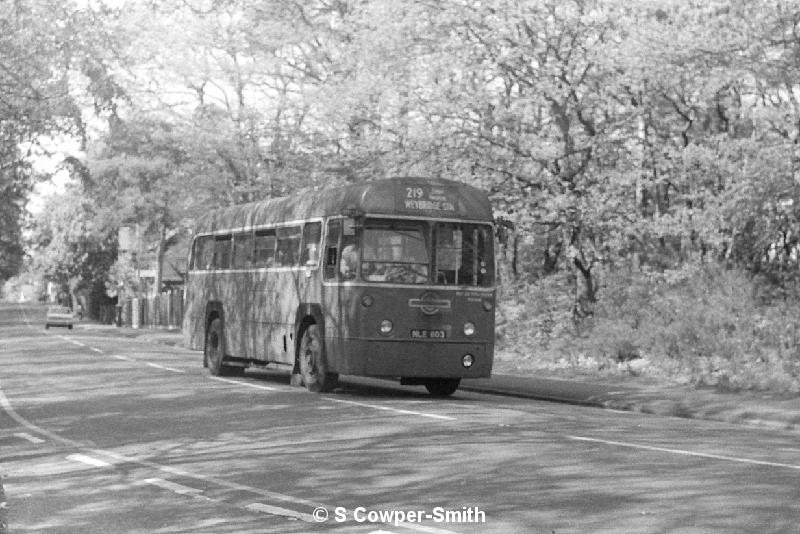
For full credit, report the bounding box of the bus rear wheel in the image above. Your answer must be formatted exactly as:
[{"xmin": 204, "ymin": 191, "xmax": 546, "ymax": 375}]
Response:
[
  {"xmin": 424, "ymin": 378, "xmax": 460, "ymax": 397},
  {"xmin": 298, "ymin": 324, "xmax": 338, "ymax": 393},
  {"xmin": 205, "ymin": 318, "xmax": 242, "ymax": 377}
]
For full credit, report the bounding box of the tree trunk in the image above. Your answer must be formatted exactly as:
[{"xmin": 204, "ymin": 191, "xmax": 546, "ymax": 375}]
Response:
[
  {"xmin": 154, "ymin": 222, "xmax": 166, "ymax": 295},
  {"xmin": 572, "ymin": 256, "xmax": 597, "ymax": 321},
  {"xmin": 153, "ymin": 222, "xmax": 167, "ymax": 327}
]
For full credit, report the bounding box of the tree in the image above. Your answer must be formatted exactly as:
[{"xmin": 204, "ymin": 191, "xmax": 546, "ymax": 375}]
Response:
[
  {"xmin": 27, "ymin": 188, "xmax": 117, "ymax": 307},
  {"xmin": 0, "ymin": 0, "xmax": 128, "ymax": 283},
  {"xmin": 0, "ymin": 0, "xmax": 76, "ymax": 281},
  {"xmin": 84, "ymin": 117, "xmax": 200, "ymax": 296}
]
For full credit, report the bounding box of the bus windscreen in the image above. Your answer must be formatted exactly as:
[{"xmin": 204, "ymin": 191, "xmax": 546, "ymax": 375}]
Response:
[
  {"xmin": 361, "ymin": 223, "xmax": 430, "ymax": 284},
  {"xmin": 357, "ymin": 219, "xmax": 493, "ymax": 286}
]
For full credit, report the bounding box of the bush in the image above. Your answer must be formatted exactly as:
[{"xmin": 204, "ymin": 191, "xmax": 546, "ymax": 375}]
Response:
[{"xmin": 496, "ymin": 263, "xmax": 800, "ymax": 393}]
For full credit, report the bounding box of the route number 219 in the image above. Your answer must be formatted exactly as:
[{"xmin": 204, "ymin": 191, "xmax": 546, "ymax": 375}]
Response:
[{"xmin": 406, "ymin": 187, "xmax": 424, "ymax": 199}]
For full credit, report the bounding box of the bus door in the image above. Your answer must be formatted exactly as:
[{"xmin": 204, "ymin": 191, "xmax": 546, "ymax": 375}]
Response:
[
  {"xmin": 299, "ymin": 221, "xmax": 322, "ymax": 302},
  {"xmin": 321, "ymin": 217, "xmax": 359, "ymax": 370}
]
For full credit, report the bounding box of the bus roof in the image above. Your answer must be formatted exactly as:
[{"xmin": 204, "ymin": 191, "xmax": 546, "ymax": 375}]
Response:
[{"xmin": 193, "ymin": 177, "xmax": 494, "ymax": 234}]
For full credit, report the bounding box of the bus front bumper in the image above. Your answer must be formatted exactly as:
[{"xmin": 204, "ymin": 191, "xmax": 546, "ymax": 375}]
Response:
[{"xmin": 327, "ymin": 338, "xmax": 493, "ymax": 378}]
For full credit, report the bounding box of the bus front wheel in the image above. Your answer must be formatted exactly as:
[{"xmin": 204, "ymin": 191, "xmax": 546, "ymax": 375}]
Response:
[
  {"xmin": 424, "ymin": 378, "xmax": 460, "ymax": 397},
  {"xmin": 298, "ymin": 324, "xmax": 338, "ymax": 393},
  {"xmin": 205, "ymin": 318, "xmax": 241, "ymax": 377}
]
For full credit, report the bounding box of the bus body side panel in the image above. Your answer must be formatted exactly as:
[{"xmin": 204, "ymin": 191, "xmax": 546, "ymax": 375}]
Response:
[
  {"xmin": 293, "ymin": 268, "xmax": 323, "ymax": 356},
  {"xmin": 321, "ymin": 282, "xmax": 356, "ymax": 374},
  {"xmin": 224, "ymin": 271, "xmax": 250, "ymax": 359},
  {"xmin": 249, "ymin": 270, "xmax": 293, "ymax": 365},
  {"xmin": 183, "ymin": 272, "xmax": 211, "ymax": 351},
  {"xmin": 246, "ymin": 270, "xmax": 268, "ymax": 362},
  {"xmin": 322, "ymin": 285, "xmax": 495, "ymax": 378},
  {"xmin": 248, "ymin": 267, "xmax": 321, "ymax": 365}
]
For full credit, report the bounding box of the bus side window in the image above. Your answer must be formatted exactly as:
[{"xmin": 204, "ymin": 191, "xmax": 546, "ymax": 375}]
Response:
[
  {"xmin": 276, "ymin": 226, "xmax": 302, "ymax": 267},
  {"xmin": 324, "ymin": 220, "xmax": 341, "ymax": 280},
  {"xmin": 340, "ymin": 217, "xmax": 358, "ymax": 280},
  {"xmin": 435, "ymin": 224, "xmax": 460, "ymax": 284},
  {"xmin": 254, "ymin": 229, "xmax": 276, "ymax": 267},
  {"xmin": 460, "ymin": 227, "xmax": 482, "ymax": 286},
  {"xmin": 477, "ymin": 226, "xmax": 493, "ymax": 286},
  {"xmin": 214, "ymin": 235, "xmax": 232, "ymax": 270},
  {"xmin": 301, "ymin": 222, "xmax": 322, "ymax": 266},
  {"xmin": 193, "ymin": 236, "xmax": 214, "ymax": 270},
  {"xmin": 232, "ymin": 232, "xmax": 254, "ymax": 269},
  {"xmin": 340, "ymin": 238, "xmax": 357, "ymax": 280}
]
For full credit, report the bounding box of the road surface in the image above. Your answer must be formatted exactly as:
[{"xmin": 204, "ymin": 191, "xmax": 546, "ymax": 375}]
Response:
[{"xmin": 1, "ymin": 303, "xmax": 798, "ymax": 533}]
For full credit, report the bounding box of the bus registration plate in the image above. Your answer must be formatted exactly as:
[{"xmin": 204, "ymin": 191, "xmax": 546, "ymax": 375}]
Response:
[{"xmin": 410, "ymin": 329, "xmax": 446, "ymax": 339}]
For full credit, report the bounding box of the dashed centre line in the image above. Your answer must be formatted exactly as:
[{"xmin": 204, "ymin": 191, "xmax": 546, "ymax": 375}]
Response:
[
  {"xmin": 208, "ymin": 376, "xmax": 278, "ymax": 391},
  {"xmin": 141, "ymin": 478, "xmax": 210, "ymax": 500},
  {"xmin": 42, "ymin": 322, "xmax": 456, "ymax": 423},
  {"xmin": 145, "ymin": 362, "xmax": 185, "ymax": 373},
  {"xmin": 52, "ymin": 333, "xmax": 186, "ymax": 374},
  {"xmin": 568, "ymin": 436, "xmax": 800, "ymax": 471},
  {"xmin": 66, "ymin": 453, "xmax": 112, "ymax": 468},
  {"xmin": 245, "ymin": 502, "xmax": 315, "ymax": 522},
  {"xmin": 13, "ymin": 432, "xmax": 45, "ymax": 444},
  {"xmin": 328, "ymin": 398, "xmax": 456, "ymax": 421}
]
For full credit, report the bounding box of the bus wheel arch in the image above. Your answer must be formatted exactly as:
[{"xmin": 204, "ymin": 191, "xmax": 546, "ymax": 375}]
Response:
[
  {"xmin": 296, "ymin": 319, "xmax": 338, "ymax": 393},
  {"xmin": 203, "ymin": 307, "xmax": 242, "ymax": 377},
  {"xmin": 202, "ymin": 303, "xmax": 224, "ymax": 368}
]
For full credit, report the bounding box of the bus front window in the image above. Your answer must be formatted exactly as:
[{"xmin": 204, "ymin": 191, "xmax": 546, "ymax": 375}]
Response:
[
  {"xmin": 434, "ymin": 223, "xmax": 494, "ymax": 286},
  {"xmin": 362, "ymin": 223, "xmax": 429, "ymax": 284}
]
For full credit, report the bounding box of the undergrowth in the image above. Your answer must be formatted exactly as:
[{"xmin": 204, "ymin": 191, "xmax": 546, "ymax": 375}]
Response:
[{"xmin": 495, "ymin": 264, "xmax": 800, "ymax": 393}]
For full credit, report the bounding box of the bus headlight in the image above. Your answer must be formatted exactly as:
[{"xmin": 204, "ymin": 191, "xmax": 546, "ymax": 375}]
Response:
[
  {"xmin": 361, "ymin": 294, "xmax": 374, "ymax": 307},
  {"xmin": 462, "ymin": 354, "xmax": 475, "ymax": 368},
  {"xmin": 463, "ymin": 322, "xmax": 476, "ymax": 336},
  {"xmin": 380, "ymin": 320, "xmax": 393, "ymax": 335},
  {"xmin": 482, "ymin": 299, "xmax": 493, "ymax": 312}
]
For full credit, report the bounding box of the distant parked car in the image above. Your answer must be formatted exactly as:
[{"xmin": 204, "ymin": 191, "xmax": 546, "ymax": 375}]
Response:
[{"xmin": 45, "ymin": 306, "xmax": 74, "ymax": 330}]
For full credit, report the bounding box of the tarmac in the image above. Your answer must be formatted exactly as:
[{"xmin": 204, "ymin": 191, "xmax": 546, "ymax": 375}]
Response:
[{"xmin": 74, "ymin": 322, "xmax": 800, "ymax": 434}]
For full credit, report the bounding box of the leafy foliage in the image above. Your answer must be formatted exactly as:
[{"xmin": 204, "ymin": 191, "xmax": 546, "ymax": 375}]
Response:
[
  {"xmin": 497, "ymin": 265, "xmax": 800, "ymax": 393},
  {"xmin": 27, "ymin": 188, "xmax": 117, "ymax": 301},
  {"xmin": 0, "ymin": 0, "xmax": 124, "ymax": 283},
  {"xmin": 7, "ymin": 0, "xmax": 800, "ymax": 390}
]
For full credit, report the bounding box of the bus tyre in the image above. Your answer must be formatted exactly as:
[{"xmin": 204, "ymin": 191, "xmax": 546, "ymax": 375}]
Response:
[
  {"xmin": 298, "ymin": 324, "xmax": 338, "ymax": 393},
  {"xmin": 205, "ymin": 318, "xmax": 239, "ymax": 377},
  {"xmin": 424, "ymin": 378, "xmax": 460, "ymax": 397}
]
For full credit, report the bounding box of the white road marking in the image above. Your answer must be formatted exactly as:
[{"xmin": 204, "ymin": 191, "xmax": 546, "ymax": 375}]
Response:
[
  {"xmin": 493, "ymin": 372, "xmax": 582, "ymax": 383},
  {"xmin": 13, "ymin": 432, "xmax": 45, "ymax": 444},
  {"xmin": 396, "ymin": 523, "xmax": 461, "ymax": 534},
  {"xmin": 328, "ymin": 398, "xmax": 456, "ymax": 421},
  {"xmin": 112, "ymin": 354, "xmax": 134, "ymax": 361},
  {"xmin": 10, "ymin": 307, "xmax": 446, "ymax": 528},
  {"xmin": 92, "ymin": 448, "xmax": 324, "ymax": 508},
  {"xmin": 208, "ymin": 376, "xmax": 278, "ymax": 391},
  {"xmin": 145, "ymin": 362, "xmax": 186, "ymax": 373},
  {"xmin": 569, "ymin": 436, "xmax": 800, "ymax": 471},
  {"xmin": 0, "ymin": 387, "xmax": 329, "ymax": 516},
  {"xmin": 209, "ymin": 377, "xmax": 455, "ymax": 421},
  {"xmin": 0, "ymin": 381, "xmax": 80, "ymax": 448},
  {"xmin": 245, "ymin": 502, "xmax": 315, "ymax": 522},
  {"xmin": 142, "ymin": 478, "xmax": 210, "ymax": 500},
  {"xmin": 66, "ymin": 453, "xmax": 112, "ymax": 468},
  {"xmin": 89, "ymin": 347, "xmax": 104, "ymax": 353}
]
